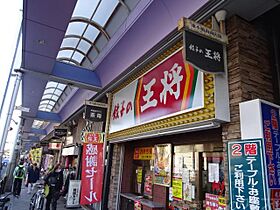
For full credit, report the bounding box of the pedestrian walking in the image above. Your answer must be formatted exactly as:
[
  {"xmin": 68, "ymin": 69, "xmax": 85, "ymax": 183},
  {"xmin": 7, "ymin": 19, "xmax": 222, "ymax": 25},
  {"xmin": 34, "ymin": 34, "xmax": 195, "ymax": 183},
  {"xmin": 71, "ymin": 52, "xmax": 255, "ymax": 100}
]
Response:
[
  {"xmin": 44, "ymin": 163, "xmax": 64, "ymax": 210},
  {"xmin": 26, "ymin": 163, "xmax": 40, "ymax": 193},
  {"xmin": 62, "ymin": 166, "xmax": 76, "ymax": 197},
  {"xmin": 13, "ymin": 159, "xmax": 26, "ymax": 196}
]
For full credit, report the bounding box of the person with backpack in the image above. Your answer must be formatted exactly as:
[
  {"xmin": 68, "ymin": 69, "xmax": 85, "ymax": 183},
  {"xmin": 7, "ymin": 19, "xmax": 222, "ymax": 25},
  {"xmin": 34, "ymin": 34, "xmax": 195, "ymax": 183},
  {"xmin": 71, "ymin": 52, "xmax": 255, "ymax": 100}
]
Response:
[
  {"xmin": 44, "ymin": 163, "xmax": 64, "ymax": 210},
  {"xmin": 13, "ymin": 159, "xmax": 26, "ymax": 196}
]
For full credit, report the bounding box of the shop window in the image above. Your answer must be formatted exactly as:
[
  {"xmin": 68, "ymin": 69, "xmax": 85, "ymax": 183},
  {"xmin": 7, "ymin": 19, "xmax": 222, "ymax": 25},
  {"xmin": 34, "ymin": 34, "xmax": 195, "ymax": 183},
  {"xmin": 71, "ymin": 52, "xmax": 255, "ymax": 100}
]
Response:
[{"xmin": 170, "ymin": 144, "xmax": 225, "ymax": 210}]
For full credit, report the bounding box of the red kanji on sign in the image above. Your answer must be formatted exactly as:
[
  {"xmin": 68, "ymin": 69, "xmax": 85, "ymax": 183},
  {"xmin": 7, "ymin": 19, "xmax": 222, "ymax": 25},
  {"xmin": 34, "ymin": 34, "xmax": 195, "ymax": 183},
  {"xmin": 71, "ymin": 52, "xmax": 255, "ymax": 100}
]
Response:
[{"xmin": 244, "ymin": 143, "xmax": 257, "ymax": 156}]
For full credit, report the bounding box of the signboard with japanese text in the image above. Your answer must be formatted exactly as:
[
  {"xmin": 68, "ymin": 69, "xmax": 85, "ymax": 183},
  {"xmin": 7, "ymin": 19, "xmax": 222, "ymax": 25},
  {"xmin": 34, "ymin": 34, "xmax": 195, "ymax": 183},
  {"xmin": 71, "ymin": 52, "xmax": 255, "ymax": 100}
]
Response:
[
  {"xmin": 133, "ymin": 147, "xmax": 153, "ymax": 160},
  {"xmin": 184, "ymin": 30, "xmax": 225, "ymax": 73},
  {"xmin": 154, "ymin": 144, "xmax": 172, "ymax": 186},
  {"xmin": 144, "ymin": 171, "xmax": 153, "ymax": 197},
  {"xmin": 172, "ymin": 178, "xmax": 183, "ymax": 200},
  {"xmin": 82, "ymin": 132, "xmax": 104, "ymax": 143},
  {"xmin": 205, "ymin": 193, "xmax": 226, "ymax": 210},
  {"xmin": 54, "ymin": 127, "xmax": 68, "ymax": 138},
  {"xmin": 271, "ymin": 189, "xmax": 280, "ymax": 210},
  {"xmin": 109, "ymin": 49, "xmax": 204, "ymax": 133},
  {"xmin": 84, "ymin": 103, "xmax": 107, "ymax": 122},
  {"xmin": 228, "ymin": 139, "xmax": 269, "ymax": 210},
  {"xmin": 80, "ymin": 142, "xmax": 104, "ymax": 205},
  {"xmin": 261, "ymin": 103, "xmax": 280, "ymax": 189},
  {"xmin": 66, "ymin": 180, "xmax": 81, "ymax": 208},
  {"xmin": 48, "ymin": 143, "xmax": 61, "ymax": 150}
]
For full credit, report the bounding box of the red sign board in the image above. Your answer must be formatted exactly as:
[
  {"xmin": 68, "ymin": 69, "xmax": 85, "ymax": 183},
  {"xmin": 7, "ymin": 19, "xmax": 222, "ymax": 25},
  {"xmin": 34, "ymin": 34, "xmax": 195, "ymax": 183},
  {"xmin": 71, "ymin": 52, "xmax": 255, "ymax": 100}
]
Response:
[
  {"xmin": 271, "ymin": 189, "xmax": 280, "ymax": 210},
  {"xmin": 80, "ymin": 142, "xmax": 104, "ymax": 205},
  {"xmin": 110, "ymin": 49, "xmax": 204, "ymax": 133},
  {"xmin": 133, "ymin": 147, "xmax": 153, "ymax": 160},
  {"xmin": 48, "ymin": 143, "xmax": 61, "ymax": 150},
  {"xmin": 205, "ymin": 193, "xmax": 226, "ymax": 210}
]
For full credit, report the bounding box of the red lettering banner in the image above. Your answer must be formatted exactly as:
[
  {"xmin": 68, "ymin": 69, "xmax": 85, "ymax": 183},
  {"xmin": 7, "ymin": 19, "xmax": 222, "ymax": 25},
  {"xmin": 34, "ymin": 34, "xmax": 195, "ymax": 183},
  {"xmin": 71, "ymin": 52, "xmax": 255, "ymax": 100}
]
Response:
[{"xmin": 80, "ymin": 142, "xmax": 104, "ymax": 205}]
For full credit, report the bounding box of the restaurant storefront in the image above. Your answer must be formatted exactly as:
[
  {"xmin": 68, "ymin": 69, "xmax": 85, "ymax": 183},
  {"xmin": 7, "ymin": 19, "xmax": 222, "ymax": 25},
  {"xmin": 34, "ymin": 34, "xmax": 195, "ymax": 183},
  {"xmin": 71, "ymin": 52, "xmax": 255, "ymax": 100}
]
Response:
[{"xmin": 105, "ymin": 20, "xmax": 230, "ymax": 209}]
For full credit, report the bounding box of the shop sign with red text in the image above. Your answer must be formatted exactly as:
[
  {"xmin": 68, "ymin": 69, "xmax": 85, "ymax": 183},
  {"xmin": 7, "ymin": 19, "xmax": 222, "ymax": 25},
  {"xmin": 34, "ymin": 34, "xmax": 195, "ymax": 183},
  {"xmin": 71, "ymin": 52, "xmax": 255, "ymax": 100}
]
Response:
[
  {"xmin": 109, "ymin": 49, "xmax": 204, "ymax": 133},
  {"xmin": 133, "ymin": 147, "xmax": 153, "ymax": 160},
  {"xmin": 80, "ymin": 142, "xmax": 104, "ymax": 205}
]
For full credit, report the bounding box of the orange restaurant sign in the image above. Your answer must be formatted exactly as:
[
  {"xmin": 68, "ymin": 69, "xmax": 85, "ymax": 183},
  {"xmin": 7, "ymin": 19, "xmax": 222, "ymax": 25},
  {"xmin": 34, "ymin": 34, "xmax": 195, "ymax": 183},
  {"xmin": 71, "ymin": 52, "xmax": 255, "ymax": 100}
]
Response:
[{"xmin": 134, "ymin": 147, "xmax": 153, "ymax": 160}]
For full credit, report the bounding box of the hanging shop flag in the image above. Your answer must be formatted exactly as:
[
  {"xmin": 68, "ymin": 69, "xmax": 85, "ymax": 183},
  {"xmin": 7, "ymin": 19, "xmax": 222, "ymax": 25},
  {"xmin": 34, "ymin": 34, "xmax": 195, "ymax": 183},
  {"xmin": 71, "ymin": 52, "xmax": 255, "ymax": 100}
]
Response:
[
  {"xmin": 154, "ymin": 144, "xmax": 172, "ymax": 186},
  {"xmin": 110, "ymin": 49, "xmax": 204, "ymax": 133},
  {"xmin": 261, "ymin": 102, "xmax": 280, "ymax": 189},
  {"xmin": 227, "ymin": 139, "xmax": 269, "ymax": 210},
  {"xmin": 178, "ymin": 18, "xmax": 227, "ymax": 74},
  {"xmin": 29, "ymin": 148, "xmax": 42, "ymax": 165},
  {"xmin": 80, "ymin": 141, "xmax": 104, "ymax": 205},
  {"xmin": 133, "ymin": 147, "xmax": 153, "ymax": 160},
  {"xmin": 84, "ymin": 101, "xmax": 107, "ymax": 122}
]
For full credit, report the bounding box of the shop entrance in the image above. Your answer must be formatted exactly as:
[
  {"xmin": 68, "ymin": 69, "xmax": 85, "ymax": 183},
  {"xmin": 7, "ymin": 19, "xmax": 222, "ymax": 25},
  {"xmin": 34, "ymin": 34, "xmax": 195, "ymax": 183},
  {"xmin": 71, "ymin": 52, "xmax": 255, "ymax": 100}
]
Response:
[{"xmin": 121, "ymin": 142, "xmax": 225, "ymax": 210}]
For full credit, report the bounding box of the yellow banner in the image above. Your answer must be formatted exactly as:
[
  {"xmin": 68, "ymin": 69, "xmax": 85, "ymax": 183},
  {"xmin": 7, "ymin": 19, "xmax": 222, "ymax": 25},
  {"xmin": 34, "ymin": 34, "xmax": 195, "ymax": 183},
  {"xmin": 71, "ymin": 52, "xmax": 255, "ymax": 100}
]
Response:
[
  {"xmin": 134, "ymin": 147, "xmax": 153, "ymax": 160},
  {"xmin": 29, "ymin": 148, "xmax": 42, "ymax": 165}
]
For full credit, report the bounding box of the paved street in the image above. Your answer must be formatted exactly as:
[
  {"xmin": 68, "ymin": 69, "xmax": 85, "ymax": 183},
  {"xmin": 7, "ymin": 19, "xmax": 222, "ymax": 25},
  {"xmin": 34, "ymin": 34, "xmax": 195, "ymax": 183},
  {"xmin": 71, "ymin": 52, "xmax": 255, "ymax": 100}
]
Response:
[{"xmin": 5, "ymin": 184, "xmax": 83, "ymax": 210}]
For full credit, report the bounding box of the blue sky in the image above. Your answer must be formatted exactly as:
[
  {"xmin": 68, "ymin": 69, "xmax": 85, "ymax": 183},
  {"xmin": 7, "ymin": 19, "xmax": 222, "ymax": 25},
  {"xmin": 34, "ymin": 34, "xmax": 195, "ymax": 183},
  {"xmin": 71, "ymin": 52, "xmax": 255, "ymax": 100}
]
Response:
[{"xmin": 0, "ymin": 1, "xmax": 23, "ymax": 155}]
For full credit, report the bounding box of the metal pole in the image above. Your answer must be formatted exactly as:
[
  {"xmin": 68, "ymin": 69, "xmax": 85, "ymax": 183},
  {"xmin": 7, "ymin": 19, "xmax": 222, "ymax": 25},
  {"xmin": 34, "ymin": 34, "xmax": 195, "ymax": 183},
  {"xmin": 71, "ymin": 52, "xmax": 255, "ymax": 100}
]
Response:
[
  {"xmin": 0, "ymin": 23, "xmax": 22, "ymax": 120},
  {"xmin": 4, "ymin": 124, "xmax": 21, "ymax": 191},
  {"xmin": 0, "ymin": 73, "xmax": 22, "ymax": 172}
]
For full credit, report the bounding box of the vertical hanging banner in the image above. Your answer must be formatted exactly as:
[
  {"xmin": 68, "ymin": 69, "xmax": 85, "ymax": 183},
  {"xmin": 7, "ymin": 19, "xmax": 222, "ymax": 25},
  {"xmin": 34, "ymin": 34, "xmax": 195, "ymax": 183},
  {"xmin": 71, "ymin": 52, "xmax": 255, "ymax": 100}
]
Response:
[
  {"xmin": 80, "ymin": 136, "xmax": 104, "ymax": 205},
  {"xmin": 228, "ymin": 139, "xmax": 269, "ymax": 210}
]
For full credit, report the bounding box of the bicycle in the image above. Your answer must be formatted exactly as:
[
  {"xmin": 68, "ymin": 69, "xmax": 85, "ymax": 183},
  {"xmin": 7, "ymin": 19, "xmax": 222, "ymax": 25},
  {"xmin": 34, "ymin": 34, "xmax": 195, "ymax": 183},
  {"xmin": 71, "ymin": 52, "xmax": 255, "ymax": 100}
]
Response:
[
  {"xmin": 29, "ymin": 184, "xmax": 45, "ymax": 210},
  {"xmin": 0, "ymin": 192, "xmax": 13, "ymax": 210}
]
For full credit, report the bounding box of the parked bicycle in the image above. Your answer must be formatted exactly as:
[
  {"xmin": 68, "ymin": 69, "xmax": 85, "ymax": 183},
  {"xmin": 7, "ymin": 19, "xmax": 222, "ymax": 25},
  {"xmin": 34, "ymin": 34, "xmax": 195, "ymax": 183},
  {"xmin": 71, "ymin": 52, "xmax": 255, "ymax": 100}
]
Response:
[
  {"xmin": 29, "ymin": 183, "xmax": 45, "ymax": 210},
  {"xmin": 0, "ymin": 192, "xmax": 13, "ymax": 210}
]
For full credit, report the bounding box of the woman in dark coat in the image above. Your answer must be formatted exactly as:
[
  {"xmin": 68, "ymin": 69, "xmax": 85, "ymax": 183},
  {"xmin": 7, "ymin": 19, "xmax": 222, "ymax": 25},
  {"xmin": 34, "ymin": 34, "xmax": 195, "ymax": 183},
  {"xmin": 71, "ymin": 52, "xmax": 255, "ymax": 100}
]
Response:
[
  {"xmin": 27, "ymin": 163, "xmax": 40, "ymax": 193},
  {"xmin": 44, "ymin": 164, "xmax": 64, "ymax": 210}
]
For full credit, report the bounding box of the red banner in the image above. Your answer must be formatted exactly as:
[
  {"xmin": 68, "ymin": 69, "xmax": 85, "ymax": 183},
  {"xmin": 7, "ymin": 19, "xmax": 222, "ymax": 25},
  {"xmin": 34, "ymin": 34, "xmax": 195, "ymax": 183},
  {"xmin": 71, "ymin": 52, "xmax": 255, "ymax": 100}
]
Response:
[
  {"xmin": 109, "ymin": 50, "xmax": 204, "ymax": 133},
  {"xmin": 80, "ymin": 142, "xmax": 104, "ymax": 205}
]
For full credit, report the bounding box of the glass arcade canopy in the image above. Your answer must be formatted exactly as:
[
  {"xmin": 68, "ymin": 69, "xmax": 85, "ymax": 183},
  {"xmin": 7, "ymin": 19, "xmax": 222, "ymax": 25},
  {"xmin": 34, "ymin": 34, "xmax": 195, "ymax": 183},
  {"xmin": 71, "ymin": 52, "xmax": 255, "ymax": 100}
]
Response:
[{"xmin": 33, "ymin": 0, "xmax": 140, "ymax": 129}]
